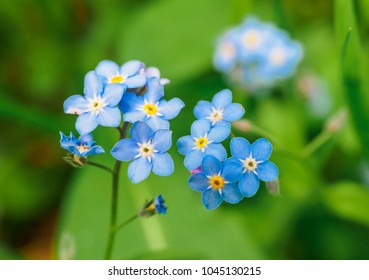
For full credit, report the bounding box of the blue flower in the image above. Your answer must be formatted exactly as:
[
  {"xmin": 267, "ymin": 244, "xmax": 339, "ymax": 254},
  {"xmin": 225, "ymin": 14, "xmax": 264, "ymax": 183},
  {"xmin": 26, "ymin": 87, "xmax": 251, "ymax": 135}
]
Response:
[
  {"xmin": 230, "ymin": 137, "xmax": 279, "ymax": 197},
  {"xmin": 63, "ymin": 71, "xmax": 124, "ymax": 135},
  {"xmin": 141, "ymin": 66, "xmax": 170, "ymax": 86},
  {"xmin": 193, "ymin": 89, "xmax": 245, "ymax": 128},
  {"xmin": 153, "ymin": 195, "xmax": 167, "ymax": 214},
  {"xmin": 111, "ymin": 121, "xmax": 174, "ymax": 184},
  {"xmin": 188, "ymin": 155, "xmax": 243, "ymax": 210},
  {"xmin": 177, "ymin": 119, "xmax": 229, "ymax": 171},
  {"xmin": 60, "ymin": 132, "xmax": 105, "ymax": 157},
  {"xmin": 95, "ymin": 60, "xmax": 146, "ymax": 88},
  {"xmin": 140, "ymin": 194, "xmax": 167, "ymax": 217},
  {"xmin": 120, "ymin": 77, "xmax": 184, "ymax": 131}
]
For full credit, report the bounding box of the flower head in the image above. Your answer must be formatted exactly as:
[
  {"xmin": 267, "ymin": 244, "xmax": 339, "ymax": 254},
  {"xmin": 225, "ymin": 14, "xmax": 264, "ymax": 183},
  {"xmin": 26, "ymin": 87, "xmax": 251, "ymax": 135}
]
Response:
[
  {"xmin": 110, "ymin": 121, "xmax": 174, "ymax": 183},
  {"xmin": 60, "ymin": 132, "xmax": 105, "ymax": 157},
  {"xmin": 230, "ymin": 137, "xmax": 279, "ymax": 197},
  {"xmin": 140, "ymin": 195, "xmax": 167, "ymax": 217},
  {"xmin": 63, "ymin": 71, "xmax": 124, "ymax": 135},
  {"xmin": 120, "ymin": 77, "xmax": 184, "ymax": 131},
  {"xmin": 177, "ymin": 119, "xmax": 229, "ymax": 170},
  {"xmin": 188, "ymin": 155, "xmax": 243, "ymax": 210}
]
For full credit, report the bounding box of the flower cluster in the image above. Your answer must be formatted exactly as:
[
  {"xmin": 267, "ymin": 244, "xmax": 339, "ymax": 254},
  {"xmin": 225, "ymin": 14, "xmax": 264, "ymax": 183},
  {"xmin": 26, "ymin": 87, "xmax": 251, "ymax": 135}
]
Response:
[
  {"xmin": 177, "ymin": 90, "xmax": 278, "ymax": 210},
  {"xmin": 61, "ymin": 60, "xmax": 184, "ymax": 183},
  {"xmin": 213, "ymin": 17, "xmax": 303, "ymax": 91}
]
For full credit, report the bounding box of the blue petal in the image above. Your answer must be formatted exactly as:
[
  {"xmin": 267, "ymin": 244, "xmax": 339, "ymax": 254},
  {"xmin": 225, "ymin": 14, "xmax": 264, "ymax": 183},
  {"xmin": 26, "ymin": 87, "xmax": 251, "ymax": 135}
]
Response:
[
  {"xmin": 221, "ymin": 182, "xmax": 243, "ymax": 204},
  {"xmin": 158, "ymin": 98, "xmax": 185, "ymax": 120},
  {"xmin": 123, "ymin": 110, "xmax": 146, "ymax": 123},
  {"xmin": 152, "ymin": 153, "xmax": 174, "ymax": 176},
  {"xmin": 223, "ymin": 103, "xmax": 245, "ymax": 121},
  {"xmin": 202, "ymin": 188, "xmax": 223, "ymax": 210},
  {"xmin": 188, "ymin": 172, "xmax": 209, "ymax": 192},
  {"xmin": 76, "ymin": 112, "xmax": 98, "ymax": 135},
  {"xmin": 239, "ymin": 171, "xmax": 260, "ymax": 197},
  {"xmin": 64, "ymin": 95, "xmax": 89, "ymax": 115},
  {"xmin": 83, "ymin": 71, "xmax": 103, "ymax": 98},
  {"xmin": 130, "ymin": 121, "xmax": 153, "ymax": 143},
  {"xmin": 190, "ymin": 119, "xmax": 210, "ymax": 138},
  {"xmin": 193, "ymin": 101, "xmax": 212, "ymax": 119},
  {"xmin": 177, "ymin": 135, "xmax": 194, "ymax": 155},
  {"xmin": 110, "ymin": 138, "xmax": 139, "ymax": 162},
  {"xmin": 102, "ymin": 84, "xmax": 125, "ymax": 106},
  {"xmin": 128, "ymin": 157, "xmax": 152, "ymax": 184},
  {"xmin": 212, "ymin": 89, "xmax": 232, "ymax": 109},
  {"xmin": 119, "ymin": 92, "xmax": 144, "ymax": 113},
  {"xmin": 146, "ymin": 116, "xmax": 169, "ymax": 131},
  {"xmin": 84, "ymin": 145, "xmax": 105, "ymax": 156},
  {"xmin": 152, "ymin": 129, "xmax": 172, "ymax": 153},
  {"xmin": 221, "ymin": 158, "xmax": 243, "ymax": 183},
  {"xmin": 256, "ymin": 161, "xmax": 279, "ymax": 182},
  {"xmin": 205, "ymin": 143, "xmax": 227, "ymax": 161},
  {"xmin": 184, "ymin": 149, "xmax": 203, "ymax": 170},
  {"xmin": 120, "ymin": 60, "xmax": 141, "ymax": 76},
  {"xmin": 207, "ymin": 124, "xmax": 230, "ymax": 143},
  {"xmin": 124, "ymin": 75, "xmax": 147, "ymax": 88},
  {"xmin": 78, "ymin": 134, "xmax": 93, "ymax": 142},
  {"xmin": 145, "ymin": 77, "xmax": 164, "ymax": 104},
  {"xmin": 97, "ymin": 107, "xmax": 121, "ymax": 127},
  {"xmin": 230, "ymin": 137, "xmax": 251, "ymax": 159},
  {"xmin": 201, "ymin": 155, "xmax": 221, "ymax": 176},
  {"xmin": 95, "ymin": 60, "xmax": 120, "ymax": 80},
  {"xmin": 251, "ymin": 138, "xmax": 272, "ymax": 161}
]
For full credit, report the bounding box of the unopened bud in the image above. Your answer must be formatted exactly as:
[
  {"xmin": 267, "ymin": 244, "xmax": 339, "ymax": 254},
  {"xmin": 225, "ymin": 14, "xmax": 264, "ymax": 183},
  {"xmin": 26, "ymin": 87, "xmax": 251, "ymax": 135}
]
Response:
[
  {"xmin": 266, "ymin": 179, "xmax": 280, "ymax": 196},
  {"xmin": 324, "ymin": 110, "xmax": 347, "ymax": 133},
  {"xmin": 232, "ymin": 119, "xmax": 252, "ymax": 132},
  {"xmin": 139, "ymin": 195, "xmax": 167, "ymax": 218},
  {"xmin": 62, "ymin": 153, "xmax": 86, "ymax": 168}
]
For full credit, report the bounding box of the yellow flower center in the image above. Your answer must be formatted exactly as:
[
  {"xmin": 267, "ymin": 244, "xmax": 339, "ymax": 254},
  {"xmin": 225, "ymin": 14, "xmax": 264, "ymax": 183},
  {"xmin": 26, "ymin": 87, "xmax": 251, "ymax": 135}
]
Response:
[
  {"xmin": 139, "ymin": 142, "xmax": 155, "ymax": 158},
  {"xmin": 242, "ymin": 30, "xmax": 261, "ymax": 49},
  {"xmin": 110, "ymin": 75, "xmax": 124, "ymax": 84},
  {"xmin": 269, "ymin": 47, "xmax": 287, "ymax": 66},
  {"xmin": 144, "ymin": 104, "xmax": 158, "ymax": 116},
  {"xmin": 77, "ymin": 144, "xmax": 90, "ymax": 153},
  {"xmin": 220, "ymin": 41, "xmax": 236, "ymax": 60},
  {"xmin": 209, "ymin": 175, "xmax": 225, "ymax": 190},
  {"xmin": 208, "ymin": 108, "xmax": 223, "ymax": 124},
  {"xmin": 196, "ymin": 137, "xmax": 208, "ymax": 149},
  {"xmin": 242, "ymin": 157, "xmax": 258, "ymax": 172}
]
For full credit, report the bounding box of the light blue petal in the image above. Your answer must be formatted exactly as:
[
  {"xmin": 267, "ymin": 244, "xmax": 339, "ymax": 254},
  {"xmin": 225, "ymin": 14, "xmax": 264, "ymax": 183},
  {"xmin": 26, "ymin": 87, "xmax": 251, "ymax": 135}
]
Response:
[
  {"xmin": 128, "ymin": 157, "xmax": 152, "ymax": 184},
  {"xmin": 201, "ymin": 155, "xmax": 221, "ymax": 176},
  {"xmin": 146, "ymin": 116, "xmax": 169, "ymax": 131},
  {"xmin": 251, "ymin": 138, "xmax": 272, "ymax": 161},
  {"xmin": 223, "ymin": 103, "xmax": 245, "ymax": 121},
  {"xmin": 184, "ymin": 150, "xmax": 203, "ymax": 170},
  {"xmin": 123, "ymin": 110, "xmax": 146, "ymax": 123},
  {"xmin": 110, "ymin": 138, "xmax": 139, "ymax": 162},
  {"xmin": 188, "ymin": 172, "xmax": 209, "ymax": 192},
  {"xmin": 221, "ymin": 182, "xmax": 243, "ymax": 204},
  {"xmin": 84, "ymin": 145, "xmax": 105, "ymax": 156},
  {"xmin": 78, "ymin": 134, "xmax": 93, "ymax": 142},
  {"xmin": 212, "ymin": 89, "xmax": 232, "ymax": 109},
  {"xmin": 221, "ymin": 158, "xmax": 243, "ymax": 183},
  {"xmin": 207, "ymin": 124, "xmax": 230, "ymax": 143},
  {"xmin": 202, "ymin": 188, "xmax": 223, "ymax": 210},
  {"xmin": 230, "ymin": 137, "xmax": 251, "ymax": 159},
  {"xmin": 205, "ymin": 143, "xmax": 227, "ymax": 161},
  {"xmin": 145, "ymin": 77, "xmax": 164, "ymax": 103},
  {"xmin": 152, "ymin": 153, "xmax": 174, "ymax": 176},
  {"xmin": 193, "ymin": 101, "xmax": 212, "ymax": 119},
  {"xmin": 119, "ymin": 92, "xmax": 144, "ymax": 113},
  {"xmin": 190, "ymin": 119, "xmax": 210, "ymax": 138},
  {"xmin": 177, "ymin": 135, "xmax": 194, "ymax": 155},
  {"xmin": 95, "ymin": 60, "xmax": 120, "ymax": 80},
  {"xmin": 158, "ymin": 98, "xmax": 185, "ymax": 120},
  {"xmin": 97, "ymin": 107, "xmax": 121, "ymax": 127},
  {"xmin": 239, "ymin": 171, "xmax": 260, "ymax": 197},
  {"xmin": 124, "ymin": 75, "xmax": 147, "ymax": 88},
  {"xmin": 120, "ymin": 60, "xmax": 141, "ymax": 76},
  {"xmin": 152, "ymin": 129, "xmax": 172, "ymax": 153},
  {"xmin": 130, "ymin": 121, "xmax": 153, "ymax": 143},
  {"xmin": 102, "ymin": 84, "xmax": 125, "ymax": 106},
  {"xmin": 63, "ymin": 95, "xmax": 89, "ymax": 115},
  {"xmin": 256, "ymin": 161, "xmax": 279, "ymax": 182},
  {"xmin": 83, "ymin": 71, "xmax": 103, "ymax": 98},
  {"xmin": 76, "ymin": 112, "xmax": 98, "ymax": 135}
]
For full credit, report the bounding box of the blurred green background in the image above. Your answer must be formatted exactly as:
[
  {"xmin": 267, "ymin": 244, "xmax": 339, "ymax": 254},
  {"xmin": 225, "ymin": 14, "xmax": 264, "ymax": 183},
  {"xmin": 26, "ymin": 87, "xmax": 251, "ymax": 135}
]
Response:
[{"xmin": 1, "ymin": 0, "xmax": 369, "ymax": 260}]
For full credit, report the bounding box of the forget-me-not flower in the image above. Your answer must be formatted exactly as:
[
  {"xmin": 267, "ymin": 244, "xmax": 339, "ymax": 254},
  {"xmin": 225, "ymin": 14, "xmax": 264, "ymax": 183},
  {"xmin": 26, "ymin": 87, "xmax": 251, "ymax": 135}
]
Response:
[
  {"xmin": 64, "ymin": 71, "xmax": 124, "ymax": 135},
  {"xmin": 230, "ymin": 137, "xmax": 279, "ymax": 197},
  {"xmin": 177, "ymin": 119, "xmax": 229, "ymax": 171},
  {"xmin": 188, "ymin": 155, "xmax": 243, "ymax": 210},
  {"xmin": 140, "ymin": 66, "xmax": 170, "ymax": 86},
  {"xmin": 111, "ymin": 121, "xmax": 174, "ymax": 183},
  {"xmin": 120, "ymin": 77, "xmax": 184, "ymax": 131},
  {"xmin": 193, "ymin": 89, "xmax": 245, "ymax": 129},
  {"xmin": 60, "ymin": 132, "xmax": 104, "ymax": 157}
]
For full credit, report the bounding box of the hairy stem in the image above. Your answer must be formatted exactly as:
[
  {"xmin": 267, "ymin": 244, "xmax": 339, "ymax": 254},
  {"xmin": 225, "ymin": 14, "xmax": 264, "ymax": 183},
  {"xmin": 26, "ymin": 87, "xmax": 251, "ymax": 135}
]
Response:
[{"xmin": 86, "ymin": 161, "xmax": 114, "ymax": 174}]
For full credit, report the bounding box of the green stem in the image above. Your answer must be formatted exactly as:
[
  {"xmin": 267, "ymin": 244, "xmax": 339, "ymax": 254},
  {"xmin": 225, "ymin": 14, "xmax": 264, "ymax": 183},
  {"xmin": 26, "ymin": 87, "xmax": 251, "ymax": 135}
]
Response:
[
  {"xmin": 86, "ymin": 161, "xmax": 113, "ymax": 174},
  {"xmin": 302, "ymin": 131, "xmax": 331, "ymax": 158},
  {"xmin": 104, "ymin": 122, "xmax": 129, "ymax": 260},
  {"xmin": 113, "ymin": 214, "xmax": 139, "ymax": 233}
]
